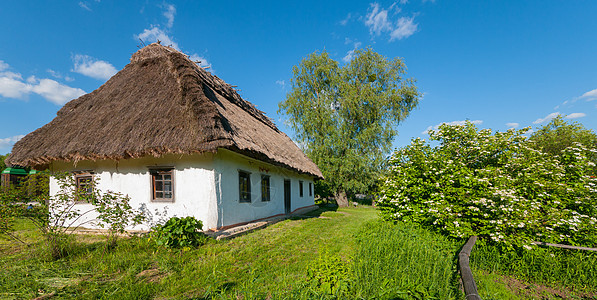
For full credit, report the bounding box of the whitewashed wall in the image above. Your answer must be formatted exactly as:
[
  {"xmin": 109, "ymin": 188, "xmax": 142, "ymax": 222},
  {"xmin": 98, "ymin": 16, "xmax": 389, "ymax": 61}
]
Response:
[
  {"xmin": 49, "ymin": 153, "xmax": 218, "ymax": 230},
  {"xmin": 48, "ymin": 150, "xmax": 317, "ymax": 231},
  {"xmin": 213, "ymin": 149, "xmax": 316, "ymax": 228}
]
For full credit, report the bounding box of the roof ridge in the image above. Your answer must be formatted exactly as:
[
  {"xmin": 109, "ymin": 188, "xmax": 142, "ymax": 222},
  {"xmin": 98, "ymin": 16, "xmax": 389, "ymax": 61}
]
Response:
[{"xmin": 134, "ymin": 43, "xmax": 279, "ymax": 133}]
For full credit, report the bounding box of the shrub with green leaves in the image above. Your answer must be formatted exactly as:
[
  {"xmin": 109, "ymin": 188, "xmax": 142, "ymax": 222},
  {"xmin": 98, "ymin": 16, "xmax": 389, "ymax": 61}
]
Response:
[
  {"xmin": 307, "ymin": 250, "xmax": 351, "ymax": 296},
  {"xmin": 151, "ymin": 216, "xmax": 207, "ymax": 248},
  {"xmin": 377, "ymin": 121, "xmax": 597, "ymax": 249}
]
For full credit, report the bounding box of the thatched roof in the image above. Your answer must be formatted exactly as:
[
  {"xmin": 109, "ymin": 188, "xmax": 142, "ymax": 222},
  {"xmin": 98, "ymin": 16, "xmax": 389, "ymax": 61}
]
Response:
[{"xmin": 7, "ymin": 43, "xmax": 322, "ymax": 178}]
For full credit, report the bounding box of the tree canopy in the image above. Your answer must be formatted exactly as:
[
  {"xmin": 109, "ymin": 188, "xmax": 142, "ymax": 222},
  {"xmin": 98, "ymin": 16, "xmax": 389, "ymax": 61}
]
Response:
[
  {"xmin": 530, "ymin": 116, "xmax": 597, "ymax": 155},
  {"xmin": 0, "ymin": 153, "xmax": 8, "ymax": 171},
  {"xmin": 278, "ymin": 48, "xmax": 420, "ymax": 205}
]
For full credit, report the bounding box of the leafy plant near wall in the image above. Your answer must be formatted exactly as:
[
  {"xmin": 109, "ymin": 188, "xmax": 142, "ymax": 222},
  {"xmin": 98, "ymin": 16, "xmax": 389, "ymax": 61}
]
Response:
[
  {"xmin": 377, "ymin": 121, "xmax": 597, "ymax": 249},
  {"xmin": 94, "ymin": 191, "xmax": 146, "ymax": 249},
  {"xmin": 307, "ymin": 249, "xmax": 352, "ymax": 296},
  {"xmin": 1, "ymin": 173, "xmax": 145, "ymax": 259},
  {"xmin": 150, "ymin": 216, "xmax": 207, "ymax": 249}
]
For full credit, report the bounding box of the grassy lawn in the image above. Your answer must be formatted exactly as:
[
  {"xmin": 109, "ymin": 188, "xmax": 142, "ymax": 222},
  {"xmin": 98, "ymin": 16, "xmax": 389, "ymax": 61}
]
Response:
[
  {"xmin": 2, "ymin": 206, "xmax": 594, "ymax": 299},
  {"xmin": 0, "ymin": 206, "xmax": 465, "ymax": 299},
  {"xmin": 1, "ymin": 207, "xmax": 379, "ymax": 299}
]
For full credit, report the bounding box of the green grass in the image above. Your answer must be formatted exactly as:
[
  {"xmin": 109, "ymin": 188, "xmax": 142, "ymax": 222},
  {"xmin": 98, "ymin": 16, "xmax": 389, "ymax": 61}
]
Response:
[
  {"xmin": 471, "ymin": 242, "xmax": 597, "ymax": 299},
  {"xmin": 351, "ymin": 220, "xmax": 463, "ymax": 299},
  {"xmin": 3, "ymin": 206, "xmax": 594, "ymax": 299},
  {"xmin": 1, "ymin": 207, "xmax": 378, "ymax": 299}
]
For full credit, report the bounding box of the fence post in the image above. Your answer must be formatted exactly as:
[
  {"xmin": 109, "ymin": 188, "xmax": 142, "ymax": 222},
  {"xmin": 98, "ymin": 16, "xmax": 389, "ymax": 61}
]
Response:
[{"xmin": 459, "ymin": 236, "xmax": 481, "ymax": 300}]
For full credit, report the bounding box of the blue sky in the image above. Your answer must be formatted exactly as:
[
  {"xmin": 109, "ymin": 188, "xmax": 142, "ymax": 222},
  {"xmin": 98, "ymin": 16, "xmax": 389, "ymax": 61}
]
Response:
[{"xmin": 1, "ymin": 1, "xmax": 596, "ymax": 155}]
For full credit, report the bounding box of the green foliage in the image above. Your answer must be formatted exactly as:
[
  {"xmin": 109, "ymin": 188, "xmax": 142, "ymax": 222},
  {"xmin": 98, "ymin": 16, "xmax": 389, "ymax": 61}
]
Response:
[
  {"xmin": 471, "ymin": 240, "xmax": 597, "ymax": 294},
  {"xmin": 0, "ymin": 187, "xmax": 22, "ymax": 242},
  {"xmin": 1, "ymin": 172, "xmax": 145, "ymax": 258},
  {"xmin": 377, "ymin": 121, "xmax": 597, "ymax": 249},
  {"xmin": 0, "ymin": 173, "xmax": 49, "ymax": 244},
  {"xmin": 150, "ymin": 216, "xmax": 207, "ymax": 249},
  {"xmin": 0, "ymin": 153, "xmax": 7, "ymax": 171},
  {"xmin": 530, "ymin": 115, "xmax": 597, "ymax": 175},
  {"xmin": 94, "ymin": 191, "xmax": 146, "ymax": 248},
  {"xmin": 307, "ymin": 250, "xmax": 351, "ymax": 296},
  {"xmin": 279, "ymin": 48, "xmax": 420, "ymax": 200}
]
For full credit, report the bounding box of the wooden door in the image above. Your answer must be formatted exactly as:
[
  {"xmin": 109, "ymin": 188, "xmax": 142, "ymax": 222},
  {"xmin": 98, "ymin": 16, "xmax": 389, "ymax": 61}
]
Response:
[{"xmin": 284, "ymin": 179, "xmax": 291, "ymax": 214}]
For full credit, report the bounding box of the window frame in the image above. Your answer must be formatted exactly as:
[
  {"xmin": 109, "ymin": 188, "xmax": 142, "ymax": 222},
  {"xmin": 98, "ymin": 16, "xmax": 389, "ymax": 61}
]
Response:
[
  {"xmin": 150, "ymin": 168, "xmax": 175, "ymax": 203},
  {"xmin": 299, "ymin": 180, "xmax": 304, "ymax": 197},
  {"xmin": 74, "ymin": 171, "xmax": 94, "ymax": 203},
  {"xmin": 309, "ymin": 182, "xmax": 313, "ymax": 197},
  {"xmin": 238, "ymin": 170, "xmax": 252, "ymax": 203},
  {"xmin": 261, "ymin": 174, "xmax": 271, "ymax": 202}
]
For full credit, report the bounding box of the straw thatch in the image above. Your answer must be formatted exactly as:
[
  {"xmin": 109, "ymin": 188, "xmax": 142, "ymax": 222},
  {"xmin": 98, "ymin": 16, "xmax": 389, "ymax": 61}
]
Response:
[{"xmin": 7, "ymin": 43, "xmax": 322, "ymax": 178}]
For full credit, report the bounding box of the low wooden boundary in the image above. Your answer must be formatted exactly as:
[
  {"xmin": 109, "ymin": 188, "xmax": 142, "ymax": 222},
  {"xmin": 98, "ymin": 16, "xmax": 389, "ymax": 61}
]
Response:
[
  {"xmin": 531, "ymin": 241, "xmax": 597, "ymax": 252},
  {"xmin": 459, "ymin": 236, "xmax": 481, "ymax": 300}
]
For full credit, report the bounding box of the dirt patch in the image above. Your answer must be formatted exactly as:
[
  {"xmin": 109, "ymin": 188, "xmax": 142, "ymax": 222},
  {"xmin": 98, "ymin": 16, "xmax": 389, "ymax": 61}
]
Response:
[
  {"xmin": 497, "ymin": 274, "xmax": 596, "ymax": 299},
  {"xmin": 136, "ymin": 268, "xmax": 166, "ymax": 283}
]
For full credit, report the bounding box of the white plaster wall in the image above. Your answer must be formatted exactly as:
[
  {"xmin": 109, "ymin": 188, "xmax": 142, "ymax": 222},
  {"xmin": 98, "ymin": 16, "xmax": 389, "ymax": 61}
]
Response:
[
  {"xmin": 214, "ymin": 149, "xmax": 316, "ymax": 228},
  {"xmin": 49, "ymin": 153, "xmax": 218, "ymax": 230}
]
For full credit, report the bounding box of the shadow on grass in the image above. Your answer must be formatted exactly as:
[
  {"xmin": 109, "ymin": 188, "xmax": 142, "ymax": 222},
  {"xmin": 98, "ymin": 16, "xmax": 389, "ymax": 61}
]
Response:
[{"xmin": 288, "ymin": 204, "xmax": 339, "ymax": 220}]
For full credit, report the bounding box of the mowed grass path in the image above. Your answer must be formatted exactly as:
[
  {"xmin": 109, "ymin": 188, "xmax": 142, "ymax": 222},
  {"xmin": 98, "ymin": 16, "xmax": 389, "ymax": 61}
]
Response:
[{"xmin": 0, "ymin": 207, "xmax": 379, "ymax": 299}]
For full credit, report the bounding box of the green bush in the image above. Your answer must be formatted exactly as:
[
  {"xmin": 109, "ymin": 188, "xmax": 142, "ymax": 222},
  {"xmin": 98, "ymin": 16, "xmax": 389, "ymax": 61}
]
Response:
[
  {"xmin": 377, "ymin": 121, "xmax": 597, "ymax": 249},
  {"xmin": 150, "ymin": 216, "xmax": 207, "ymax": 249},
  {"xmin": 307, "ymin": 249, "xmax": 351, "ymax": 296}
]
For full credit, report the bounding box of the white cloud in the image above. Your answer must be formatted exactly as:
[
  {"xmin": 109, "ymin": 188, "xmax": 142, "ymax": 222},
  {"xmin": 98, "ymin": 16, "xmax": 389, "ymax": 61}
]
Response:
[
  {"xmin": 163, "ymin": 3, "xmax": 176, "ymax": 29},
  {"xmin": 0, "ymin": 60, "xmax": 9, "ymax": 71},
  {"xmin": 365, "ymin": 3, "xmax": 392, "ymax": 36},
  {"xmin": 189, "ymin": 54, "xmax": 212, "ymax": 69},
  {"xmin": 72, "ymin": 54, "xmax": 117, "ymax": 80},
  {"xmin": 343, "ymin": 49, "xmax": 356, "ymax": 63},
  {"xmin": 340, "ymin": 13, "xmax": 352, "ymax": 26},
  {"xmin": 78, "ymin": 1, "xmax": 91, "ymax": 11},
  {"xmin": 136, "ymin": 26, "xmax": 179, "ymax": 50},
  {"xmin": 275, "ymin": 80, "xmax": 285, "ymax": 89},
  {"xmin": 0, "ymin": 75, "xmax": 30, "ymax": 99},
  {"xmin": 135, "ymin": 4, "xmax": 214, "ymax": 73},
  {"xmin": 565, "ymin": 112, "xmax": 586, "ymax": 119},
  {"xmin": 505, "ymin": 122, "xmax": 519, "ymax": 128},
  {"xmin": 533, "ymin": 112, "xmax": 560, "ymax": 124},
  {"xmin": 365, "ymin": 2, "xmax": 417, "ymax": 41},
  {"xmin": 26, "ymin": 75, "xmax": 37, "ymax": 84},
  {"xmin": 47, "ymin": 69, "xmax": 61, "ymax": 79},
  {"xmin": 343, "ymin": 41, "xmax": 362, "ymax": 63},
  {"xmin": 389, "ymin": 16, "xmax": 418, "ymax": 41},
  {"xmin": 422, "ymin": 120, "xmax": 483, "ymax": 134},
  {"xmin": 30, "ymin": 79, "xmax": 86, "ymax": 105},
  {"xmin": 0, "ymin": 135, "xmax": 25, "ymax": 149},
  {"xmin": 0, "ymin": 61, "xmax": 85, "ymax": 105},
  {"xmin": 580, "ymin": 88, "xmax": 597, "ymax": 101}
]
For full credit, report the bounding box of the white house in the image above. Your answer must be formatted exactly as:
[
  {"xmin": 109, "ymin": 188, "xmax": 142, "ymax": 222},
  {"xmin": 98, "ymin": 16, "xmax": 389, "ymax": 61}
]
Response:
[{"xmin": 7, "ymin": 43, "xmax": 323, "ymax": 231}]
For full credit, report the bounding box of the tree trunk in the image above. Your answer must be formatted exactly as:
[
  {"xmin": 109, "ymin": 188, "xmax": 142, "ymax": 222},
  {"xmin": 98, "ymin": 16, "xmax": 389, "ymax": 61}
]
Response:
[{"xmin": 335, "ymin": 190, "xmax": 349, "ymax": 207}]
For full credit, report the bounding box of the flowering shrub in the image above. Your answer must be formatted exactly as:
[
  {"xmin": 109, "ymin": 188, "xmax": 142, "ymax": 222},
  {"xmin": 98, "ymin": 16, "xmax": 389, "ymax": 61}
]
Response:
[{"xmin": 377, "ymin": 121, "xmax": 597, "ymax": 249}]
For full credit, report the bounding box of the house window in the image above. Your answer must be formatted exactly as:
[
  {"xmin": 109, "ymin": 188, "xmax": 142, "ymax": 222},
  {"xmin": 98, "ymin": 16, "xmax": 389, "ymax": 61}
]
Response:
[
  {"xmin": 75, "ymin": 172, "xmax": 94, "ymax": 203},
  {"xmin": 151, "ymin": 169, "xmax": 174, "ymax": 202},
  {"xmin": 239, "ymin": 170, "xmax": 251, "ymax": 203},
  {"xmin": 261, "ymin": 175, "xmax": 270, "ymax": 202},
  {"xmin": 299, "ymin": 180, "xmax": 304, "ymax": 197},
  {"xmin": 309, "ymin": 182, "xmax": 313, "ymax": 197}
]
